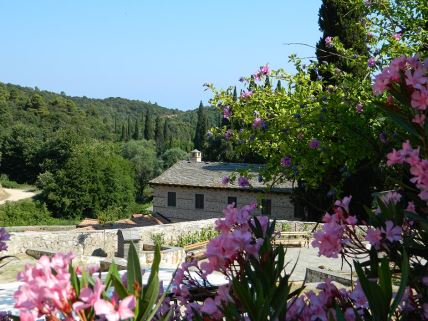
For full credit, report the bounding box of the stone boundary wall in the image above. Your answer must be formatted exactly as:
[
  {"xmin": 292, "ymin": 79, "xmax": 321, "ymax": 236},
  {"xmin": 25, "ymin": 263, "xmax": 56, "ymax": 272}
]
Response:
[{"xmin": 5, "ymin": 219, "xmax": 319, "ymax": 257}]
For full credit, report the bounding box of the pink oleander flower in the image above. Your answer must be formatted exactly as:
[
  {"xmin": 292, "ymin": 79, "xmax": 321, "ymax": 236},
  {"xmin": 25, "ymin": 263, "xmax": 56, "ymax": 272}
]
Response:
[
  {"xmin": 334, "ymin": 195, "xmax": 352, "ymax": 212},
  {"xmin": 380, "ymin": 191, "xmax": 402, "ymax": 205},
  {"xmin": 392, "ymin": 33, "xmax": 402, "ymax": 41},
  {"xmin": 312, "ymin": 222, "xmax": 344, "ymax": 258},
  {"xmin": 382, "ymin": 220, "xmax": 402, "ymax": 242},
  {"xmin": 260, "ymin": 64, "xmax": 270, "ymax": 75},
  {"xmin": 349, "ymin": 282, "xmax": 368, "ymax": 309},
  {"xmin": 325, "ymin": 36, "xmax": 333, "ymax": 47},
  {"xmin": 280, "ymin": 156, "xmax": 292, "ymax": 167},
  {"xmin": 365, "ymin": 228, "xmax": 382, "ymax": 247},
  {"xmin": 223, "ymin": 105, "xmax": 232, "ymax": 119},
  {"xmin": 406, "ymin": 201, "xmax": 416, "ymax": 213},
  {"xmin": 14, "ymin": 253, "xmax": 75, "ymax": 316},
  {"xmin": 405, "ymin": 67, "xmax": 427, "ymax": 90},
  {"xmin": 252, "ymin": 117, "xmax": 264, "ymax": 129},
  {"xmin": 368, "ymin": 57, "xmax": 376, "ymax": 68},
  {"xmin": 241, "ymin": 91, "xmax": 253, "ymax": 99},
  {"xmin": 411, "ymin": 87, "xmax": 428, "ymax": 110},
  {"xmin": 309, "ymin": 138, "xmax": 320, "ymax": 149},
  {"xmin": 200, "ymin": 297, "xmax": 219, "ymax": 315},
  {"xmin": 94, "ymin": 295, "xmax": 136, "ymax": 321},
  {"xmin": 355, "ymin": 103, "xmax": 363, "ymax": 113},
  {"xmin": 412, "ymin": 113, "xmax": 426, "ymax": 125},
  {"xmin": 73, "ymin": 278, "xmax": 104, "ymax": 312}
]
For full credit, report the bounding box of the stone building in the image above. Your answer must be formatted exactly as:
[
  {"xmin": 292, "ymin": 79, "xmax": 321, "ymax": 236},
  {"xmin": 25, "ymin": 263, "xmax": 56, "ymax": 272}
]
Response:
[{"xmin": 150, "ymin": 150, "xmax": 296, "ymax": 221}]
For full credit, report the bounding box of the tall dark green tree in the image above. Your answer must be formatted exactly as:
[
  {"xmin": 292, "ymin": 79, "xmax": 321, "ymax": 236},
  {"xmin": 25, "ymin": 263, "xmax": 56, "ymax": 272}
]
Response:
[
  {"xmin": 127, "ymin": 116, "xmax": 132, "ymax": 140},
  {"xmin": 163, "ymin": 120, "xmax": 172, "ymax": 150},
  {"xmin": 315, "ymin": 0, "xmax": 368, "ymax": 79},
  {"xmin": 144, "ymin": 112, "xmax": 155, "ymax": 140},
  {"xmin": 140, "ymin": 113, "xmax": 145, "ymax": 138},
  {"xmin": 120, "ymin": 124, "xmax": 126, "ymax": 141},
  {"xmin": 232, "ymin": 87, "xmax": 238, "ymax": 101},
  {"xmin": 193, "ymin": 101, "xmax": 208, "ymax": 151},
  {"xmin": 154, "ymin": 116, "xmax": 165, "ymax": 152},
  {"xmin": 132, "ymin": 118, "xmax": 140, "ymax": 140}
]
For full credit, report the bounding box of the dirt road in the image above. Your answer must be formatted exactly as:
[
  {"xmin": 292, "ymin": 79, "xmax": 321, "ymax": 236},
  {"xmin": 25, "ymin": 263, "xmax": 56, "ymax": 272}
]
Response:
[{"xmin": 0, "ymin": 188, "xmax": 37, "ymax": 205}]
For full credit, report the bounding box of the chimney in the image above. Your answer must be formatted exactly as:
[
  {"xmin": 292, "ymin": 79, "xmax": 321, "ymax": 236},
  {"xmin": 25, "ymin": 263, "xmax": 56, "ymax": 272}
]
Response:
[{"xmin": 190, "ymin": 149, "xmax": 202, "ymax": 162}]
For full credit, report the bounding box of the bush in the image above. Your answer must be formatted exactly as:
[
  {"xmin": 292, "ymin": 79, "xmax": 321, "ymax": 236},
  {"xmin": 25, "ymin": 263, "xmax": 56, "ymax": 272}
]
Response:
[
  {"xmin": 38, "ymin": 142, "xmax": 136, "ymax": 219},
  {"xmin": 96, "ymin": 206, "xmax": 127, "ymax": 224},
  {"xmin": 0, "ymin": 199, "xmax": 77, "ymax": 226},
  {"xmin": 172, "ymin": 227, "xmax": 218, "ymax": 247}
]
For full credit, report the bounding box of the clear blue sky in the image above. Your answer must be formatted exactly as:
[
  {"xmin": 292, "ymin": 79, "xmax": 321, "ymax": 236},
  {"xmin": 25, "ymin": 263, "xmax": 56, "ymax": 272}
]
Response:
[{"xmin": 0, "ymin": 1, "xmax": 322, "ymax": 110}]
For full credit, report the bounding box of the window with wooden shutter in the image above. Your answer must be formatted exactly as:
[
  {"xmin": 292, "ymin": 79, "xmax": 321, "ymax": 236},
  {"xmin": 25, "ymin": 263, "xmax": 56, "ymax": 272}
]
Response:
[
  {"xmin": 195, "ymin": 194, "xmax": 204, "ymax": 209},
  {"xmin": 167, "ymin": 192, "xmax": 176, "ymax": 207},
  {"xmin": 227, "ymin": 196, "xmax": 237, "ymax": 207},
  {"xmin": 261, "ymin": 199, "xmax": 271, "ymax": 215}
]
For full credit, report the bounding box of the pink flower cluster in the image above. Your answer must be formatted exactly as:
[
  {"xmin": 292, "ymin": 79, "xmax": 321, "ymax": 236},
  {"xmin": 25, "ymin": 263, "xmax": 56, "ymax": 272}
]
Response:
[
  {"xmin": 171, "ymin": 203, "xmax": 267, "ymax": 319},
  {"xmin": 14, "ymin": 253, "xmax": 76, "ymax": 320},
  {"xmin": 286, "ymin": 279, "xmax": 367, "ymax": 321},
  {"xmin": 0, "ymin": 228, "xmax": 10, "ymax": 252},
  {"xmin": 387, "ymin": 140, "xmax": 428, "ymax": 202},
  {"xmin": 14, "ymin": 253, "xmax": 135, "ymax": 321},
  {"xmin": 254, "ymin": 64, "xmax": 270, "ymax": 80},
  {"xmin": 312, "ymin": 196, "xmax": 357, "ymax": 258},
  {"xmin": 373, "ymin": 55, "xmax": 428, "ymax": 125},
  {"xmin": 202, "ymin": 203, "xmax": 264, "ymax": 274}
]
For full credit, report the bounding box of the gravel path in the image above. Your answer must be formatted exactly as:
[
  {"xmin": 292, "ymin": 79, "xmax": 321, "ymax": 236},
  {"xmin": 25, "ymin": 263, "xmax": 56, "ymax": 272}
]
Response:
[{"xmin": 0, "ymin": 188, "xmax": 37, "ymax": 205}]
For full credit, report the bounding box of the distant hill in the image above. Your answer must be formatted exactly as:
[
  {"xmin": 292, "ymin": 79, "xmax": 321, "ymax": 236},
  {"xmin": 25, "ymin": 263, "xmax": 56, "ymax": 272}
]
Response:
[{"xmin": 0, "ymin": 82, "xmax": 220, "ymax": 150}]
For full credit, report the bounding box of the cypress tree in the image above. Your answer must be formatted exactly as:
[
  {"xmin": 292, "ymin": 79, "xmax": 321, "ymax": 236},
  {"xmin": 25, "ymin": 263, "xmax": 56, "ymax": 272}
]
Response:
[
  {"xmin": 248, "ymin": 76, "xmax": 257, "ymax": 91},
  {"xmin": 140, "ymin": 112, "xmax": 145, "ymax": 138},
  {"xmin": 144, "ymin": 112, "xmax": 155, "ymax": 140},
  {"xmin": 114, "ymin": 115, "xmax": 117, "ymax": 134},
  {"xmin": 120, "ymin": 124, "xmax": 126, "ymax": 141},
  {"xmin": 132, "ymin": 118, "xmax": 140, "ymax": 140},
  {"xmin": 155, "ymin": 116, "xmax": 165, "ymax": 152},
  {"xmin": 193, "ymin": 102, "xmax": 208, "ymax": 151},
  {"xmin": 275, "ymin": 80, "xmax": 283, "ymax": 92},
  {"xmin": 163, "ymin": 120, "xmax": 171, "ymax": 149},
  {"xmin": 264, "ymin": 76, "xmax": 271, "ymax": 88},
  {"xmin": 232, "ymin": 87, "xmax": 238, "ymax": 101},
  {"xmin": 127, "ymin": 116, "xmax": 132, "ymax": 140},
  {"xmin": 315, "ymin": 0, "xmax": 368, "ymax": 79}
]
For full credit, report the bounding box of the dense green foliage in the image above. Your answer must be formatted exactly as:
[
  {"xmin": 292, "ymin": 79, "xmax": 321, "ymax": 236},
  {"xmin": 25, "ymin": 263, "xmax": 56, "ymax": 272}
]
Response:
[
  {"xmin": 0, "ymin": 199, "xmax": 78, "ymax": 226},
  {"xmin": 0, "ymin": 82, "xmax": 220, "ymax": 221},
  {"xmin": 315, "ymin": 0, "xmax": 368, "ymax": 79},
  {"xmin": 37, "ymin": 142, "xmax": 136, "ymax": 219},
  {"xmin": 208, "ymin": 0, "xmax": 428, "ymax": 220}
]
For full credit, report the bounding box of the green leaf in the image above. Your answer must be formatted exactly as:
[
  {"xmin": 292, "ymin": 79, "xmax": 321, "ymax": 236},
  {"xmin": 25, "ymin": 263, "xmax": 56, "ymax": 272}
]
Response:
[
  {"xmin": 69, "ymin": 264, "xmax": 80, "ymax": 296},
  {"xmin": 380, "ymin": 107, "xmax": 419, "ymax": 138},
  {"xmin": 139, "ymin": 244, "xmax": 161, "ymax": 321},
  {"xmin": 111, "ymin": 274, "xmax": 128, "ymax": 299},
  {"xmin": 127, "ymin": 241, "xmax": 142, "ymax": 293},
  {"xmin": 389, "ymin": 250, "xmax": 409, "ymax": 317},
  {"xmin": 378, "ymin": 258, "xmax": 392, "ymax": 305}
]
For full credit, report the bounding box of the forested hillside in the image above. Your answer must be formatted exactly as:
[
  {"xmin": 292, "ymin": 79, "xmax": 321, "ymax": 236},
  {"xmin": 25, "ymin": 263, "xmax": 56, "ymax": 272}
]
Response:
[{"xmin": 0, "ymin": 82, "xmax": 220, "ymax": 223}]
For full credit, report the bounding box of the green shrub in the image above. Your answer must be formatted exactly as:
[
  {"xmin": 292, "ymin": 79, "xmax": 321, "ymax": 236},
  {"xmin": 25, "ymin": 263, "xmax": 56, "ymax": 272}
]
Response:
[
  {"xmin": 280, "ymin": 223, "xmax": 292, "ymax": 232},
  {"xmin": 96, "ymin": 206, "xmax": 127, "ymax": 224},
  {"xmin": 172, "ymin": 227, "xmax": 218, "ymax": 247},
  {"xmin": 151, "ymin": 233, "xmax": 165, "ymax": 247},
  {"xmin": 0, "ymin": 199, "xmax": 77, "ymax": 226},
  {"xmin": 0, "ymin": 174, "xmax": 29, "ymax": 189}
]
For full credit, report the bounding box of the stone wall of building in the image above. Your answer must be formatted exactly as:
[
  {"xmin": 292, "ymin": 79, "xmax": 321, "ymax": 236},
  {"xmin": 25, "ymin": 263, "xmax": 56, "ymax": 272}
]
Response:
[{"xmin": 152, "ymin": 185, "xmax": 295, "ymax": 221}]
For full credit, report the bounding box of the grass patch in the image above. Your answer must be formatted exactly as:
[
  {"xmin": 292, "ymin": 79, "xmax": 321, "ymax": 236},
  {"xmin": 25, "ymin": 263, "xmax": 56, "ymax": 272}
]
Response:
[
  {"xmin": 0, "ymin": 175, "xmax": 35, "ymax": 190},
  {"xmin": 0, "ymin": 199, "xmax": 78, "ymax": 226}
]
